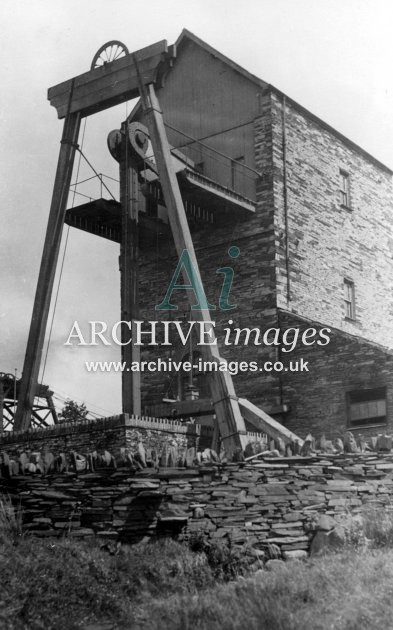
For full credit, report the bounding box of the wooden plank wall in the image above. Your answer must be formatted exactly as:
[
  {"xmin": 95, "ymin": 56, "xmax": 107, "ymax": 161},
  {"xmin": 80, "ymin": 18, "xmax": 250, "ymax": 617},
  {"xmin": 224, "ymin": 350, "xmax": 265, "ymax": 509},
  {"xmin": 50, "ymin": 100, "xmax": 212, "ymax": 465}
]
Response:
[{"xmin": 151, "ymin": 39, "xmax": 263, "ymax": 200}]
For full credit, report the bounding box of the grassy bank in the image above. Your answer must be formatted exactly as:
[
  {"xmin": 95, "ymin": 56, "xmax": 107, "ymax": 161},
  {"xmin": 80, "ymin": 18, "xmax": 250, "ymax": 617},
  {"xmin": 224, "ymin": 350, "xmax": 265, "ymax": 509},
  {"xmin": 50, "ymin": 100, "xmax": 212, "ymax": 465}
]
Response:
[
  {"xmin": 1, "ymin": 537, "xmax": 393, "ymax": 629},
  {"xmin": 135, "ymin": 548, "xmax": 393, "ymax": 630},
  {"xmin": 1, "ymin": 500, "xmax": 393, "ymax": 629}
]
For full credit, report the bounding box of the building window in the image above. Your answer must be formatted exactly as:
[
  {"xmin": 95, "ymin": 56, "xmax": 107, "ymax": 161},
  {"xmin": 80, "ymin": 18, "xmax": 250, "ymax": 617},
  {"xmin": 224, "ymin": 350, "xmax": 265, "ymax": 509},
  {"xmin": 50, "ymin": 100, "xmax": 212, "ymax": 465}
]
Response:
[
  {"xmin": 348, "ymin": 387, "xmax": 387, "ymax": 428},
  {"xmin": 146, "ymin": 195, "xmax": 158, "ymax": 218},
  {"xmin": 344, "ymin": 278, "xmax": 355, "ymax": 320},
  {"xmin": 339, "ymin": 169, "xmax": 351, "ymax": 208}
]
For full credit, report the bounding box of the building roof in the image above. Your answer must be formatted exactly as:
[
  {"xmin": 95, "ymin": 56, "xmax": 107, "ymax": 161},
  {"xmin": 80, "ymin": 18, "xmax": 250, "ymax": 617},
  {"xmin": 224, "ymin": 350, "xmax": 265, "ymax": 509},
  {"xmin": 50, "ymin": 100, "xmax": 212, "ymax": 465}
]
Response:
[
  {"xmin": 175, "ymin": 29, "xmax": 268, "ymax": 91},
  {"xmin": 130, "ymin": 29, "xmax": 391, "ymax": 176},
  {"xmin": 173, "ymin": 29, "xmax": 392, "ymax": 175}
]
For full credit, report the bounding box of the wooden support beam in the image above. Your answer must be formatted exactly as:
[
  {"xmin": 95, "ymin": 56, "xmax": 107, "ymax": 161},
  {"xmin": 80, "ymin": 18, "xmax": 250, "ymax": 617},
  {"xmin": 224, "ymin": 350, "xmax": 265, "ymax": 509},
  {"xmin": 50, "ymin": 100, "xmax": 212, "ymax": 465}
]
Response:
[
  {"xmin": 3, "ymin": 402, "xmax": 14, "ymax": 428},
  {"xmin": 157, "ymin": 397, "xmax": 215, "ymax": 418},
  {"xmin": 139, "ymin": 82, "xmax": 248, "ymax": 457},
  {"xmin": 31, "ymin": 409, "xmax": 51, "ymax": 427},
  {"xmin": 120, "ymin": 124, "xmax": 141, "ymax": 416},
  {"xmin": 48, "ymin": 41, "xmax": 174, "ymax": 118},
  {"xmin": 46, "ymin": 392, "xmax": 59, "ymax": 425},
  {"xmin": 238, "ymin": 397, "xmax": 303, "ymax": 446},
  {"xmin": 0, "ymin": 379, "xmax": 4, "ymax": 435},
  {"xmin": 14, "ymin": 112, "xmax": 81, "ymax": 432}
]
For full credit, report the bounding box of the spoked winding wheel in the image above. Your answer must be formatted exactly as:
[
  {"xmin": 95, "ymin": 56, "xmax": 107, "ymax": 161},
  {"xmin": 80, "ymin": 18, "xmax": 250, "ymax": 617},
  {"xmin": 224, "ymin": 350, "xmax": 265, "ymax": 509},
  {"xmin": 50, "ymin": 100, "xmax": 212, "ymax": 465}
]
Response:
[{"xmin": 91, "ymin": 41, "xmax": 129, "ymax": 70}]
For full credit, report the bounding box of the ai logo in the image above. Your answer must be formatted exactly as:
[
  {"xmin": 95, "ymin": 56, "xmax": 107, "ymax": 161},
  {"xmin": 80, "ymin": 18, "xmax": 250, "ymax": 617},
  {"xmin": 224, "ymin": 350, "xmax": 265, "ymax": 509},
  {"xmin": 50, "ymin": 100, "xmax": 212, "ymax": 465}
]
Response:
[{"xmin": 155, "ymin": 246, "xmax": 240, "ymax": 311}]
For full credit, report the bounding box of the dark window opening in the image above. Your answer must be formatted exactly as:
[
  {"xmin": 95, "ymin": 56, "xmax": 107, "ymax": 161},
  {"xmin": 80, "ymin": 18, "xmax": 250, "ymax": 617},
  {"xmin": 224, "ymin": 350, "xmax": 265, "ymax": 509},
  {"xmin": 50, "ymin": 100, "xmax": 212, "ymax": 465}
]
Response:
[
  {"xmin": 340, "ymin": 169, "xmax": 351, "ymax": 208},
  {"xmin": 146, "ymin": 195, "xmax": 158, "ymax": 218},
  {"xmin": 348, "ymin": 387, "xmax": 387, "ymax": 428},
  {"xmin": 344, "ymin": 278, "xmax": 356, "ymax": 320}
]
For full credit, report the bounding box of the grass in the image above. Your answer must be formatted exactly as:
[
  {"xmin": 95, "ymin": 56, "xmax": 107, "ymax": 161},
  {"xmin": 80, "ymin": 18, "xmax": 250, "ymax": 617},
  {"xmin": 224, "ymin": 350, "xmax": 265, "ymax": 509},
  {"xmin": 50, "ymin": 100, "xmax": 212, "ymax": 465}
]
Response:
[
  {"xmin": 3, "ymin": 540, "xmax": 393, "ymax": 630},
  {"xmin": 361, "ymin": 505, "xmax": 393, "ymax": 546},
  {"xmin": 0, "ymin": 495, "xmax": 22, "ymax": 545},
  {"xmin": 133, "ymin": 549, "xmax": 393, "ymax": 630},
  {"xmin": 0, "ymin": 537, "xmax": 215, "ymax": 629},
  {"xmin": 2, "ymin": 501, "xmax": 393, "ymax": 629}
]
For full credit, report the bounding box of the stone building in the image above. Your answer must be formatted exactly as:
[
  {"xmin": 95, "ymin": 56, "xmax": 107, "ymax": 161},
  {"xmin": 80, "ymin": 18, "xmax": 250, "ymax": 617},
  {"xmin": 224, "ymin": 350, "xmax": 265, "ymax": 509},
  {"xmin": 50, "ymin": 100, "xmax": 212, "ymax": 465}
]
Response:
[{"xmin": 128, "ymin": 29, "xmax": 393, "ymax": 439}]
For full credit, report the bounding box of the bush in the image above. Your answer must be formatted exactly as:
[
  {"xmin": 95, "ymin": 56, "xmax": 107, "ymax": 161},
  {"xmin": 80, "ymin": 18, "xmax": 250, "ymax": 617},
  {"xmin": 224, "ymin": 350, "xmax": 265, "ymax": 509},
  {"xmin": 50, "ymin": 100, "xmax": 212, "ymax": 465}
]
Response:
[
  {"xmin": 187, "ymin": 533, "xmax": 250, "ymax": 580},
  {"xmin": 58, "ymin": 399, "xmax": 88, "ymax": 423},
  {"xmin": 344, "ymin": 505, "xmax": 393, "ymax": 549},
  {"xmin": 114, "ymin": 538, "xmax": 214, "ymax": 596},
  {"xmin": 361, "ymin": 505, "xmax": 393, "ymax": 547}
]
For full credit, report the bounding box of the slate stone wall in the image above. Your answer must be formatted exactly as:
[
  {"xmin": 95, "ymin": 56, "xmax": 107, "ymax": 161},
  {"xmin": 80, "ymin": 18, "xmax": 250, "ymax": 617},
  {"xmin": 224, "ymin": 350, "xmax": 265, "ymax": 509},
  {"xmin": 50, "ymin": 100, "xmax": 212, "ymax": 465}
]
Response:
[
  {"xmin": 270, "ymin": 91, "xmax": 393, "ymax": 348},
  {"xmin": 0, "ymin": 416, "xmax": 268, "ymax": 465},
  {"xmin": 2, "ymin": 451, "xmax": 393, "ymax": 559},
  {"xmin": 276, "ymin": 310, "xmax": 393, "ymax": 439},
  {"xmin": 0, "ymin": 415, "xmax": 202, "ymax": 460}
]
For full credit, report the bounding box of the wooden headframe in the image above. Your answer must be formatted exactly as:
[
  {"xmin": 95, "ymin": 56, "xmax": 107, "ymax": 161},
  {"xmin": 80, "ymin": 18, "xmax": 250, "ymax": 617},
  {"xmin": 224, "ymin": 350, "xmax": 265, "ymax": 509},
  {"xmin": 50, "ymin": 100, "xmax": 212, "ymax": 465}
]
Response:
[{"xmin": 14, "ymin": 39, "xmax": 250, "ymax": 457}]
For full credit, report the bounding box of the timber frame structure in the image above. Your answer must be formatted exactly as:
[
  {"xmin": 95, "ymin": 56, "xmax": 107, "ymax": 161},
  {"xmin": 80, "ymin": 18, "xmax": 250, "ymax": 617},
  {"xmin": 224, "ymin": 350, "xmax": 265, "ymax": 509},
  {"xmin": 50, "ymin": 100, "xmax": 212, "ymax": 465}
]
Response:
[
  {"xmin": 0, "ymin": 372, "xmax": 58, "ymax": 432},
  {"xmin": 14, "ymin": 39, "xmax": 301, "ymax": 455}
]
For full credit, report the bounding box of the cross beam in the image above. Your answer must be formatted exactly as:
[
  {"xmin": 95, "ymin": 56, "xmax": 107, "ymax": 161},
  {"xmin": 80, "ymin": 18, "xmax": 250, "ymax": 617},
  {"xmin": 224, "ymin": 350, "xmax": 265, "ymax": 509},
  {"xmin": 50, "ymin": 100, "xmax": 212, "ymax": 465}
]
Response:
[{"xmin": 48, "ymin": 41, "xmax": 175, "ymax": 119}]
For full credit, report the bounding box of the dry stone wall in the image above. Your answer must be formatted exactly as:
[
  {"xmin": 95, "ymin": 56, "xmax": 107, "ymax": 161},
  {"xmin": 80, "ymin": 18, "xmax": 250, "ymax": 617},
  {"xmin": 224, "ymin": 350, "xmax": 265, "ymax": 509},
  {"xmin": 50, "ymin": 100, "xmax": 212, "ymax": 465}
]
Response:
[
  {"xmin": 2, "ymin": 449, "xmax": 393, "ymax": 559},
  {"xmin": 0, "ymin": 415, "xmax": 204, "ymax": 461},
  {"xmin": 0, "ymin": 415, "xmax": 268, "ymax": 467}
]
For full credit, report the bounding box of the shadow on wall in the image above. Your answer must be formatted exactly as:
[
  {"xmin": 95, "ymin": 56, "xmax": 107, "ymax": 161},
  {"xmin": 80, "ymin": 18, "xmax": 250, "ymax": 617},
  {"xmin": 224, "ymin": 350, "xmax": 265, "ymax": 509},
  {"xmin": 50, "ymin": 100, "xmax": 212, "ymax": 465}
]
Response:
[{"xmin": 112, "ymin": 483, "xmax": 188, "ymax": 544}]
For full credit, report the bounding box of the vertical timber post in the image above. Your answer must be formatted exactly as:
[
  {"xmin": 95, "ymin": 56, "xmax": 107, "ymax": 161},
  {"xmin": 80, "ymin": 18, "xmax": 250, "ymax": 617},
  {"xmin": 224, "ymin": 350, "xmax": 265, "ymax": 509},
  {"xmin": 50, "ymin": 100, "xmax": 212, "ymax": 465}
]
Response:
[
  {"xmin": 140, "ymin": 82, "xmax": 248, "ymax": 457},
  {"xmin": 0, "ymin": 378, "xmax": 4, "ymax": 435},
  {"xmin": 14, "ymin": 112, "xmax": 81, "ymax": 431},
  {"xmin": 119, "ymin": 122, "xmax": 141, "ymax": 416},
  {"xmin": 46, "ymin": 391, "xmax": 59, "ymax": 425}
]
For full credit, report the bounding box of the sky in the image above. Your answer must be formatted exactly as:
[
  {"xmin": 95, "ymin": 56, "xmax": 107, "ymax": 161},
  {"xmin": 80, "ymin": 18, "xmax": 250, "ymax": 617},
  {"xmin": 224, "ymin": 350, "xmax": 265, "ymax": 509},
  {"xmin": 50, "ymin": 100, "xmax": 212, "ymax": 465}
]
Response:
[{"xmin": 1, "ymin": 0, "xmax": 392, "ymax": 418}]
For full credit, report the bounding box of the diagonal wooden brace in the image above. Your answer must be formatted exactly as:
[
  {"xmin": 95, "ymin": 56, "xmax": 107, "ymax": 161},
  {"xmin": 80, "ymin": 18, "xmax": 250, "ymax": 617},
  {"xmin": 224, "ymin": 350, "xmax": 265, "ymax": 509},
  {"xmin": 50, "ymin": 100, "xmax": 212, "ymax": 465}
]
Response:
[
  {"xmin": 138, "ymin": 81, "xmax": 248, "ymax": 456},
  {"xmin": 14, "ymin": 112, "xmax": 81, "ymax": 431}
]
